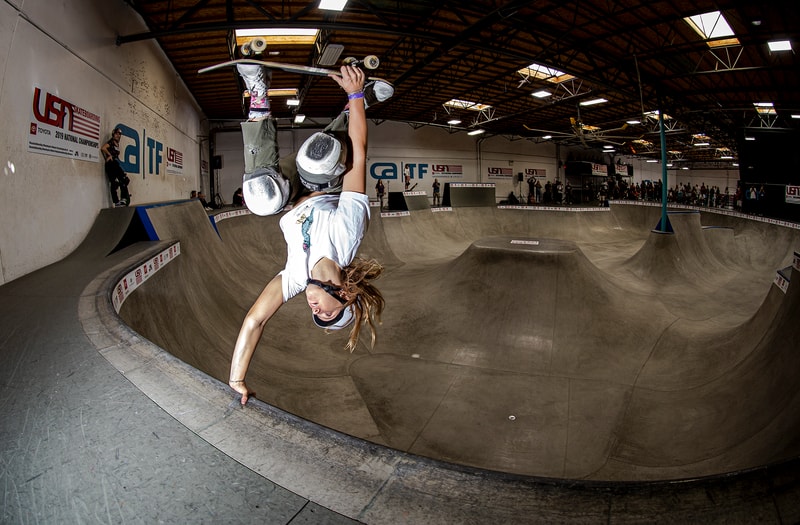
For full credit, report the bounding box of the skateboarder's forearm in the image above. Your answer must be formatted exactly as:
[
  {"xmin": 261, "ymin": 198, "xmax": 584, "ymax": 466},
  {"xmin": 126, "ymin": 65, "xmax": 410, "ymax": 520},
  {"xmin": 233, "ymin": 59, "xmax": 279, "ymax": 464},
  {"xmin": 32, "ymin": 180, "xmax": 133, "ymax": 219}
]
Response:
[
  {"xmin": 343, "ymin": 99, "xmax": 367, "ymax": 194},
  {"xmin": 229, "ymin": 275, "xmax": 283, "ymax": 385}
]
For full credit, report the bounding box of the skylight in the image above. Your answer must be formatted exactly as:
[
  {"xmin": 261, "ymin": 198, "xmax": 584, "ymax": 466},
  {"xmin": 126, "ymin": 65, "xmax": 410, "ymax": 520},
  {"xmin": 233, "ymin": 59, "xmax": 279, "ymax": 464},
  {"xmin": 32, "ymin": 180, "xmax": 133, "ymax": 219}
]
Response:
[
  {"xmin": 517, "ymin": 63, "xmax": 574, "ymax": 84},
  {"xmin": 235, "ymin": 28, "xmax": 319, "ymax": 46},
  {"xmin": 768, "ymin": 40, "xmax": 792, "ymax": 52},
  {"xmin": 319, "ymin": 0, "xmax": 347, "ymax": 11},
  {"xmin": 267, "ymin": 88, "xmax": 299, "ymax": 97},
  {"xmin": 754, "ymin": 102, "xmax": 776, "ymax": 115},
  {"xmin": 643, "ymin": 110, "xmax": 673, "ymax": 120},
  {"xmin": 444, "ymin": 99, "xmax": 492, "ymax": 112},
  {"xmin": 684, "ymin": 11, "xmax": 739, "ymax": 48}
]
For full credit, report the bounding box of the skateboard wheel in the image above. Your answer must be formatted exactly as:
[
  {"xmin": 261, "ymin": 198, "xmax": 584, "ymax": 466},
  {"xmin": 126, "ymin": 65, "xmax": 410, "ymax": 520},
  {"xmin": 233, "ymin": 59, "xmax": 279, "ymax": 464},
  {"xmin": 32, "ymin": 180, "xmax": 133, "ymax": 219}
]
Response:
[
  {"xmin": 241, "ymin": 42, "xmax": 252, "ymax": 56},
  {"xmin": 250, "ymin": 37, "xmax": 267, "ymax": 54},
  {"xmin": 363, "ymin": 55, "xmax": 380, "ymax": 69},
  {"xmin": 343, "ymin": 56, "xmax": 357, "ymax": 66}
]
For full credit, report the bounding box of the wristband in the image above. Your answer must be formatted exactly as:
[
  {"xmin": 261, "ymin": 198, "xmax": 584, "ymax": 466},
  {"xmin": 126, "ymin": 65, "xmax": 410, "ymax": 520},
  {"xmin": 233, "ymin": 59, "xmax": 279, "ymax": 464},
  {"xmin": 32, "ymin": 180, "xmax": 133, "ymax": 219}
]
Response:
[
  {"xmin": 229, "ymin": 379, "xmax": 244, "ymax": 383},
  {"xmin": 348, "ymin": 91, "xmax": 364, "ymax": 100}
]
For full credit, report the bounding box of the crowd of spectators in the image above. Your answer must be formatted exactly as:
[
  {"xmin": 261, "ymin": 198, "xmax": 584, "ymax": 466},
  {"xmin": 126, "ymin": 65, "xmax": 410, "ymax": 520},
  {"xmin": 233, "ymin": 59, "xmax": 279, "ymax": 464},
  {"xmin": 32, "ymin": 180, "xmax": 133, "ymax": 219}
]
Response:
[{"xmin": 510, "ymin": 176, "xmax": 764, "ymax": 214}]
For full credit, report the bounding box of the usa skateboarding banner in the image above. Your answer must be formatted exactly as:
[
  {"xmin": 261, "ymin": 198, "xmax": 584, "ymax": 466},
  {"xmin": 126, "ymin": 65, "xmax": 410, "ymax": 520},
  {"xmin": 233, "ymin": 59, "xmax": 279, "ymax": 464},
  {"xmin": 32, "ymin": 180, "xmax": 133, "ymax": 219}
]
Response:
[
  {"xmin": 487, "ymin": 166, "xmax": 514, "ymax": 179},
  {"xmin": 785, "ymin": 185, "xmax": 800, "ymax": 204},
  {"xmin": 28, "ymin": 86, "xmax": 101, "ymax": 162},
  {"xmin": 166, "ymin": 147, "xmax": 184, "ymax": 175}
]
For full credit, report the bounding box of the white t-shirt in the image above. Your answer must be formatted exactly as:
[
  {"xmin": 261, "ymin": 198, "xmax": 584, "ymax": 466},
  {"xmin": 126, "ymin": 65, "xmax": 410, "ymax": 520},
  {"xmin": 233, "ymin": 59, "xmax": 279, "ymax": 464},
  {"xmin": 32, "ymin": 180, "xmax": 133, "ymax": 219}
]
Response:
[{"xmin": 278, "ymin": 191, "xmax": 370, "ymax": 302}]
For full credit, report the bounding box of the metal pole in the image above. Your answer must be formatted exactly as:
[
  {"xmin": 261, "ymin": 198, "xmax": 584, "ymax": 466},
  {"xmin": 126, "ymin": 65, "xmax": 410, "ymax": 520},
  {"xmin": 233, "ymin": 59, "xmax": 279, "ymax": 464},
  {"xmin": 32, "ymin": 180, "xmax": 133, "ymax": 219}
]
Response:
[{"xmin": 659, "ymin": 109, "xmax": 668, "ymax": 231}]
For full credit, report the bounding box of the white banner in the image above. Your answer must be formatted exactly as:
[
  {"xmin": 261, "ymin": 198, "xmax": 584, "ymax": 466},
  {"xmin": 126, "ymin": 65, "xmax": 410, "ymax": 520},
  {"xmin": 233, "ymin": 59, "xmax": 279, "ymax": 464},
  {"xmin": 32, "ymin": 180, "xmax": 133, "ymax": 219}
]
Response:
[
  {"xmin": 785, "ymin": 185, "xmax": 800, "ymax": 204},
  {"xmin": 28, "ymin": 86, "xmax": 101, "ymax": 162}
]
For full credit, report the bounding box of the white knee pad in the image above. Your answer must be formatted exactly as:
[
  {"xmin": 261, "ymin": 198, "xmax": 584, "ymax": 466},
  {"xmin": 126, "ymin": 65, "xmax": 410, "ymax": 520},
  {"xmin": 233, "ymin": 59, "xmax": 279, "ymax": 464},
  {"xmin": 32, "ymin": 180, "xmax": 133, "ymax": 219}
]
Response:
[
  {"xmin": 296, "ymin": 132, "xmax": 347, "ymax": 193},
  {"xmin": 243, "ymin": 167, "xmax": 290, "ymax": 216}
]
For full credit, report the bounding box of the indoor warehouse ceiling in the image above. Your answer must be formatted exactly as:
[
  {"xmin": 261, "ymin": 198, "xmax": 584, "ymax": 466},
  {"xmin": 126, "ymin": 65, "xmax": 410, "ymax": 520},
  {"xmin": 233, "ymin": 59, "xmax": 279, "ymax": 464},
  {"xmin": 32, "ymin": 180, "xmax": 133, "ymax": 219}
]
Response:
[{"xmin": 119, "ymin": 0, "xmax": 800, "ymax": 169}]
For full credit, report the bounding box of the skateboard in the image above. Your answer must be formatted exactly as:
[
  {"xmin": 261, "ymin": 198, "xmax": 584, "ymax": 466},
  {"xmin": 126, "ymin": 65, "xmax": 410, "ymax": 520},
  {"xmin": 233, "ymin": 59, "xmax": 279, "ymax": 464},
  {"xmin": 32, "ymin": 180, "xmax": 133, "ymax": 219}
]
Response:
[
  {"xmin": 238, "ymin": 36, "xmax": 380, "ymax": 70},
  {"xmin": 199, "ymin": 57, "xmax": 381, "ymax": 78}
]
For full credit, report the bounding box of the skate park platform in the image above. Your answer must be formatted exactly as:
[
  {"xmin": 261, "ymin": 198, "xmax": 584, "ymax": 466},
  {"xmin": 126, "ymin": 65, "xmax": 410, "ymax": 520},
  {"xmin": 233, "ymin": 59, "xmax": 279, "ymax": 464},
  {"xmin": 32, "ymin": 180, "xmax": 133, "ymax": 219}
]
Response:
[{"xmin": 2, "ymin": 200, "xmax": 800, "ymax": 523}]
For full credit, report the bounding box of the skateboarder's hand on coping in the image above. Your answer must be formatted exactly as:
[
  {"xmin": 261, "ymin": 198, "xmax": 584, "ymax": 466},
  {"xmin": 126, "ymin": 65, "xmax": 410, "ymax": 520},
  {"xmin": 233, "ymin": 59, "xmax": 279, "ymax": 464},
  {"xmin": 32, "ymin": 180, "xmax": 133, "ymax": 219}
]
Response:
[
  {"xmin": 229, "ymin": 379, "xmax": 254, "ymax": 405},
  {"xmin": 331, "ymin": 65, "xmax": 365, "ymax": 97}
]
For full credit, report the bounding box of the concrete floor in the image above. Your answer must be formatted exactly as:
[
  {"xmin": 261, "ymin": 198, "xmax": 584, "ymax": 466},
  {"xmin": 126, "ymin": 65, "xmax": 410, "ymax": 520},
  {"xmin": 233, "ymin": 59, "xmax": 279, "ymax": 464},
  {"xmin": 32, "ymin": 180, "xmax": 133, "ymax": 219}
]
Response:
[{"xmin": 2, "ymin": 200, "xmax": 800, "ymax": 523}]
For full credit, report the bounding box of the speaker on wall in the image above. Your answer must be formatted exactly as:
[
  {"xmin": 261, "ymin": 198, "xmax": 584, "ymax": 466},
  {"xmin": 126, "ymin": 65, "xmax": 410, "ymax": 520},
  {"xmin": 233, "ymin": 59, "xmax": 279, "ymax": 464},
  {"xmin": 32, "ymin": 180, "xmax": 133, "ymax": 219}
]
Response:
[{"xmin": 212, "ymin": 155, "xmax": 223, "ymax": 170}]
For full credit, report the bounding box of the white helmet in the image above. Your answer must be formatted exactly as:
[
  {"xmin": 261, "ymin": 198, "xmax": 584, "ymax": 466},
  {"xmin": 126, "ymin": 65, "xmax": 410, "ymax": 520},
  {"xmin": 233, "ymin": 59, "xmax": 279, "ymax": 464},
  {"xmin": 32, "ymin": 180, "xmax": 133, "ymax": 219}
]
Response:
[
  {"xmin": 242, "ymin": 167, "xmax": 290, "ymax": 216},
  {"xmin": 296, "ymin": 132, "xmax": 347, "ymax": 192}
]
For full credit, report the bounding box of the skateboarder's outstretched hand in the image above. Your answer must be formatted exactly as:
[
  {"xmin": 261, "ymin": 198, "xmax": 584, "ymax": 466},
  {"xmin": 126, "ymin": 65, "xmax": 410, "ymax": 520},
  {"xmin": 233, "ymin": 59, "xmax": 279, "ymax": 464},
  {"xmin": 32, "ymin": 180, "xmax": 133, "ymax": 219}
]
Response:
[{"xmin": 330, "ymin": 65, "xmax": 365, "ymax": 96}]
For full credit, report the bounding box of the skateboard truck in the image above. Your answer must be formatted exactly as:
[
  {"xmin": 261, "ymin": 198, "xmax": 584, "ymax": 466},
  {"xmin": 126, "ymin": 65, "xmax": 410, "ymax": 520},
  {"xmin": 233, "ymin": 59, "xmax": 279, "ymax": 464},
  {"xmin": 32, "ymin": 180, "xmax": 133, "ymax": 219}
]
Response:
[
  {"xmin": 241, "ymin": 37, "xmax": 268, "ymax": 57},
  {"xmin": 343, "ymin": 55, "xmax": 380, "ymax": 70}
]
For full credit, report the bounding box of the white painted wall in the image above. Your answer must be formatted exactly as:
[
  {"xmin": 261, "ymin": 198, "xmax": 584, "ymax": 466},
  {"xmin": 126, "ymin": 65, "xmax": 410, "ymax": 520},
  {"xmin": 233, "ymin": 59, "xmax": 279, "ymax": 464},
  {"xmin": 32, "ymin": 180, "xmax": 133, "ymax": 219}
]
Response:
[
  {"xmin": 212, "ymin": 120, "xmax": 560, "ymax": 205},
  {"xmin": 0, "ymin": 0, "xmax": 205, "ymax": 284}
]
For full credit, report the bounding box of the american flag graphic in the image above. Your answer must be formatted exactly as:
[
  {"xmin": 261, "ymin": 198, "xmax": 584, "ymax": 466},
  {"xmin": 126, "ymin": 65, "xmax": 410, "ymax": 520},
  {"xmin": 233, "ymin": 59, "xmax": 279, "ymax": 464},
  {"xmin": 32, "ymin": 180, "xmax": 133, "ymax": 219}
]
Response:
[
  {"xmin": 68, "ymin": 104, "xmax": 100, "ymax": 140},
  {"xmin": 168, "ymin": 148, "xmax": 183, "ymax": 166},
  {"xmin": 432, "ymin": 164, "xmax": 463, "ymax": 174}
]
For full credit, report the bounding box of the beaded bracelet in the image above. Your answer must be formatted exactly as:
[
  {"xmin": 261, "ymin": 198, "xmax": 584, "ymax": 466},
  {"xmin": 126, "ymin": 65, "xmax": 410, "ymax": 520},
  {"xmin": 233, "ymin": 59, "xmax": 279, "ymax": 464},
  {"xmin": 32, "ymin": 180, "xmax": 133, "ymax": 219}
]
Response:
[
  {"xmin": 229, "ymin": 379, "xmax": 245, "ymax": 383},
  {"xmin": 348, "ymin": 91, "xmax": 364, "ymax": 100}
]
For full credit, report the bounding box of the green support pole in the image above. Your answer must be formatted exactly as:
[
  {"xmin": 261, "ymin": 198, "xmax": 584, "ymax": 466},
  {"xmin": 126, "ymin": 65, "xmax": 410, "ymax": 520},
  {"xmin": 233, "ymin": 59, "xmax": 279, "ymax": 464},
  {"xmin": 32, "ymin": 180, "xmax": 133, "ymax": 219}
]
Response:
[{"xmin": 652, "ymin": 107, "xmax": 672, "ymax": 233}]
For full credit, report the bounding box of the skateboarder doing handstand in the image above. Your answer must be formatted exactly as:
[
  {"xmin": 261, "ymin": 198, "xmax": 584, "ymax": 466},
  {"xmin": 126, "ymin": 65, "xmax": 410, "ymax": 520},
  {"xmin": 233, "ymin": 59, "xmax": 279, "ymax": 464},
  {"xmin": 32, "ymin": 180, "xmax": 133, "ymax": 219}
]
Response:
[{"xmin": 228, "ymin": 65, "xmax": 385, "ymax": 405}]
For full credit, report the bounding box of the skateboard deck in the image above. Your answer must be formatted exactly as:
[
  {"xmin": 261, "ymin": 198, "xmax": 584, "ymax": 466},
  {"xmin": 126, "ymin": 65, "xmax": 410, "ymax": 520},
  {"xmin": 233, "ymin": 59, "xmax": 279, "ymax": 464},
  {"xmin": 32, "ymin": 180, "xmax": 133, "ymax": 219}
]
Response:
[{"xmin": 199, "ymin": 58, "xmax": 380, "ymax": 80}]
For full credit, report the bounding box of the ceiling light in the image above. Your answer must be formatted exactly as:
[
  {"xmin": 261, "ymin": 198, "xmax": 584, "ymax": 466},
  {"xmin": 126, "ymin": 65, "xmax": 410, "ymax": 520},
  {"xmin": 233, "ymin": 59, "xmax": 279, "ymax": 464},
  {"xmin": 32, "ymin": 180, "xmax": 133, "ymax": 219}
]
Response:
[
  {"xmin": 682, "ymin": 167, "xmax": 689, "ymax": 170},
  {"xmin": 694, "ymin": 142, "xmax": 710, "ymax": 146},
  {"xmin": 319, "ymin": 0, "xmax": 347, "ymax": 10},
  {"xmin": 294, "ymin": 114, "xmax": 306, "ymax": 124},
  {"xmin": 286, "ymin": 99, "xmax": 300, "ymax": 106},
  {"xmin": 467, "ymin": 129, "xmax": 485, "ymax": 136},
  {"xmin": 532, "ymin": 90, "xmax": 551, "ymax": 98},
  {"xmin": 745, "ymin": 136, "xmax": 756, "ymax": 141},
  {"xmin": 580, "ymin": 98, "xmax": 607, "ymax": 106},
  {"xmin": 603, "ymin": 145, "xmax": 614, "ymax": 149},
  {"xmin": 720, "ymin": 155, "xmax": 734, "ymax": 159},
  {"xmin": 447, "ymin": 119, "xmax": 462, "ymax": 125},
  {"xmin": 646, "ymin": 159, "xmax": 658, "ymax": 163},
  {"xmin": 768, "ymin": 40, "xmax": 792, "ymax": 52},
  {"xmin": 626, "ymin": 119, "xmax": 641, "ymax": 125},
  {"xmin": 792, "ymin": 114, "xmax": 800, "ymax": 119},
  {"xmin": 542, "ymin": 135, "xmax": 552, "ymax": 140}
]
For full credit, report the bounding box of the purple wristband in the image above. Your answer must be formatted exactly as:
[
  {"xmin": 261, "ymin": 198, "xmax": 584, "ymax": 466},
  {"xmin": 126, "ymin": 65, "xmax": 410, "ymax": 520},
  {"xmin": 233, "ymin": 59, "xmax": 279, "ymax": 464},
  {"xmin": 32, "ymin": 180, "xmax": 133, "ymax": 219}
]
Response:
[{"xmin": 348, "ymin": 91, "xmax": 364, "ymax": 100}]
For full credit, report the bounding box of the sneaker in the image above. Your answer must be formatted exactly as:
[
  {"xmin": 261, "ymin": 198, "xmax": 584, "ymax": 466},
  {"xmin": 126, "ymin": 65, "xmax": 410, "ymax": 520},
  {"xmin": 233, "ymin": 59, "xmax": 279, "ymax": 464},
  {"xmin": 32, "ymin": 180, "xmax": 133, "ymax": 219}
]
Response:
[
  {"xmin": 114, "ymin": 201, "xmax": 126, "ymax": 207},
  {"xmin": 237, "ymin": 64, "xmax": 272, "ymax": 119},
  {"xmin": 237, "ymin": 64, "xmax": 271, "ymax": 98},
  {"xmin": 363, "ymin": 79, "xmax": 394, "ymax": 109}
]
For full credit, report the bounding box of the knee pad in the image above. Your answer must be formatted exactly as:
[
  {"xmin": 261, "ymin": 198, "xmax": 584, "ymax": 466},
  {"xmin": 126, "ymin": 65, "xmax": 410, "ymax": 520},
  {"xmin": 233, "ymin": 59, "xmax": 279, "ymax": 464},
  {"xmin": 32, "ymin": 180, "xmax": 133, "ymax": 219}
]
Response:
[
  {"xmin": 296, "ymin": 132, "xmax": 347, "ymax": 193},
  {"xmin": 243, "ymin": 167, "xmax": 290, "ymax": 216}
]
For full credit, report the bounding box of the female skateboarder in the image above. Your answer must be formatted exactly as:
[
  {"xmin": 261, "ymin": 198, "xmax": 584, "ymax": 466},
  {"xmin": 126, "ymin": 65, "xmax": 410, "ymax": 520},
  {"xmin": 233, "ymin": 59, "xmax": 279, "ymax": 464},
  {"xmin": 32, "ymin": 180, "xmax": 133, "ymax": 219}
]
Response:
[{"xmin": 228, "ymin": 65, "xmax": 385, "ymax": 405}]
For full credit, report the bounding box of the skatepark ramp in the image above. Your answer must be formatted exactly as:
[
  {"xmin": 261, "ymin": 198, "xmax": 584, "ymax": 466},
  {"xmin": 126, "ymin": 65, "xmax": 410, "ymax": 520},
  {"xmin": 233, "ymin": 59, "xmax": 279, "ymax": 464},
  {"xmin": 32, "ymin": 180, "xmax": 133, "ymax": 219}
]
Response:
[{"xmin": 93, "ymin": 200, "xmax": 800, "ymax": 521}]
